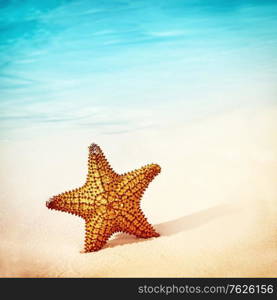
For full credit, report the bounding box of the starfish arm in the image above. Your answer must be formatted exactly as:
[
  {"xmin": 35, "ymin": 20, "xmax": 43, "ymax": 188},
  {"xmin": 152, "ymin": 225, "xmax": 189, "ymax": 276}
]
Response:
[
  {"xmin": 117, "ymin": 163, "xmax": 161, "ymax": 201},
  {"xmin": 47, "ymin": 186, "xmax": 96, "ymax": 217},
  {"xmin": 117, "ymin": 209, "xmax": 159, "ymax": 238},
  {"xmin": 84, "ymin": 215, "xmax": 116, "ymax": 252},
  {"xmin": 86, "ymin": 143, "xmax": 120, "ymax": 192}
]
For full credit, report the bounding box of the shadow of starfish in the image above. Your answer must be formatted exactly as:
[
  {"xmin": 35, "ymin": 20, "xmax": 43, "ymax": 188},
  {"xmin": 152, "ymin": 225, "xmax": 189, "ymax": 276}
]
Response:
[{"xmin": 105, "ymin": 203, "xmax": 239, "ymax": 250}]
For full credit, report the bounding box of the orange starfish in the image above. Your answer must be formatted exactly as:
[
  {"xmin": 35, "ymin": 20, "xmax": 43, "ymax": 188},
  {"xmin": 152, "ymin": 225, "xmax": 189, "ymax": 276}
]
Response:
[{"xmin": 46, "ymin": 143, "xmax": 161, "ymax": 252}]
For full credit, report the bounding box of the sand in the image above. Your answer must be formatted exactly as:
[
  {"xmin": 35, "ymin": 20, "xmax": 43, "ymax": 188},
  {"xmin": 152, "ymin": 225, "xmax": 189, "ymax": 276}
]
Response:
[{"xmin": 0, "ymin": 105, "xmax": 276, "ymax": 277}]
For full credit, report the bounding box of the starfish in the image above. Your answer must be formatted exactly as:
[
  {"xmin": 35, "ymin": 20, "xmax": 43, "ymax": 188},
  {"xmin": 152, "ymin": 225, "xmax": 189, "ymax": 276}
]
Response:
[{"xmin": 46, "ymin": 143, "xmax": 161, "ymax": 252}]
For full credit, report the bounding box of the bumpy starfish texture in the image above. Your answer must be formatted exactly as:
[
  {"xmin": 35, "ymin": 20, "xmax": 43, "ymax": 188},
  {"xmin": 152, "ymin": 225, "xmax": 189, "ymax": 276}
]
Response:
[{"xmin": 46, "ymin": 143, "xmax": 161, "ymax": 252}]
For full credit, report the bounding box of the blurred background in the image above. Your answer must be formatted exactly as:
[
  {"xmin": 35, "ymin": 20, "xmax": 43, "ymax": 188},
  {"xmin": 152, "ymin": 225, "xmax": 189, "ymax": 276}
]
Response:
[{"xmin": 0, "ymin": 0, "xmax": 276, "ymax": 139}]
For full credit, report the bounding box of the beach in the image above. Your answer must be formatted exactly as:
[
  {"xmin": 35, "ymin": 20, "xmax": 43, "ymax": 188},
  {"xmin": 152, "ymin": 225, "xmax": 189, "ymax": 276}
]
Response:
[{"xmin": 0, "ymin": 105, "xmax": 276, "ymax": 277}]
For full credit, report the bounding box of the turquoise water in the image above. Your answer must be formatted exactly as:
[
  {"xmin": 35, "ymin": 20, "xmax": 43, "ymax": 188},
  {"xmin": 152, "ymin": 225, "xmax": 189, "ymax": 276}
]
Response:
[{"xmin": 1, "ymin": 0, "xmax": 277, "ymax": 139}]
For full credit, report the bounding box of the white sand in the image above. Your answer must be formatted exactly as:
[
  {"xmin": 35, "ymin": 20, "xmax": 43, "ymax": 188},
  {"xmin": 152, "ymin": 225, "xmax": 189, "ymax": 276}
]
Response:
[{"xmin": 0, "ymin": 105, "xmax": 276, "ymax": 277}]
